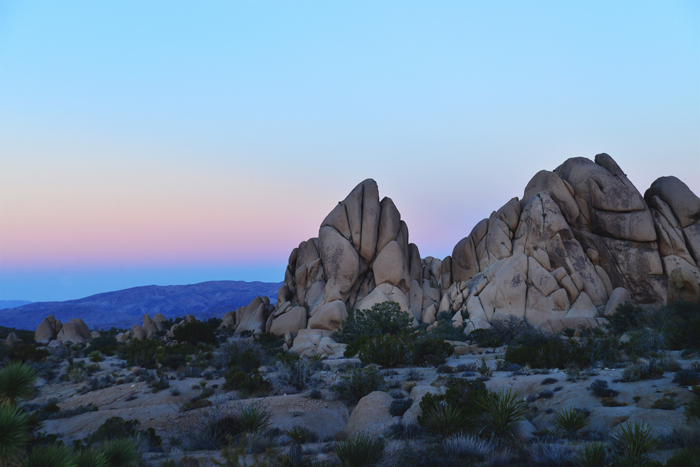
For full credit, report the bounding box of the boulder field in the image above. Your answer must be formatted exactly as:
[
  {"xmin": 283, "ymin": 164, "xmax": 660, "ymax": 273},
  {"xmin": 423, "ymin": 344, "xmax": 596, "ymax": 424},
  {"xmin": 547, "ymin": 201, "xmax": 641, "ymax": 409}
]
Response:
[{"xmin": 218, "ymin": 153, "xmax": 700, "ymax": 355}]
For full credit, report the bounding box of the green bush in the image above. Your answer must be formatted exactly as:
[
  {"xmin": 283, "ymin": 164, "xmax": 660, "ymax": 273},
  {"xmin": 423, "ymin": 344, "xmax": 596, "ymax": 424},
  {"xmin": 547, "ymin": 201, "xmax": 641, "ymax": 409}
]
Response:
[
  {"xmin": 334, "ymin": 434, "xmax": 386, "ymax": 467},
  {"xmin": 7, "ymin": 344, "xmax": 50, "ymax": 363},
  {"xmin": 332, "ymin": 365, "xmax": 385, "ymax": 402},
  {"xmin": 418, "ymin": 378, "xmax": 487, "ymax": 436},
  {"xmin": 606, "ymin": 303, "xmax": 646, "ymax": 335},
  {"xmin": 357, "ymin": 335, "xmax": 413, "ymax": 367},
  {"xmin": 89, "ymin": 351, "xmax": 104, "ymax": 363},
  {"xmin": 88, "ymin": 335, "xmax": 119, "ymax": 356},
  {"xmin": 173, "ymin": 321, "xmax": 216, "ymax": 346},
  {"xmin": 224, "ymin": 368, "xmax": 270, "ymax": 395},
  {"xmin": 666, "ymin": 447, "xmax": 700, "ymax": 467},
  {"xmin": 334, "ymin": 302, "xmax": 412, "ymax": 350},
  {"xmin": 85, "ymin": 416, "xmax": 161, "ymax": 447},
  {"xmin": 685, "ymin": 394, "xmax": 700, "ymax": 421}
]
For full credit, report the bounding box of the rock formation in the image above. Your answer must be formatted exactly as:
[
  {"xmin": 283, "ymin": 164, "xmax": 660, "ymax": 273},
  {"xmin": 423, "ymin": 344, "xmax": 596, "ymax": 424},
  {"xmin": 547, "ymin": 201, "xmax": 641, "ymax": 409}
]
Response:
[
  {"xmin": 56, "ymin": 318, "xmax": 92, "ymax": 344},
  {"xmin": 258, "ymin": 154, "xmax": 699, "ymax": 353},
  {"xmin": 35, "ymin": 314, "xmax": 63, "ymax": 344}
]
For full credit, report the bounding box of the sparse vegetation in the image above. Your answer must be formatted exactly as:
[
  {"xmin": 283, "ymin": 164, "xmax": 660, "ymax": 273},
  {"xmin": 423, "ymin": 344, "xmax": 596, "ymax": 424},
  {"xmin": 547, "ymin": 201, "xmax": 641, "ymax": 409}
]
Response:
[{"xmin": 334, "ymin": 434, "xmax": 386, "ymax": 467}]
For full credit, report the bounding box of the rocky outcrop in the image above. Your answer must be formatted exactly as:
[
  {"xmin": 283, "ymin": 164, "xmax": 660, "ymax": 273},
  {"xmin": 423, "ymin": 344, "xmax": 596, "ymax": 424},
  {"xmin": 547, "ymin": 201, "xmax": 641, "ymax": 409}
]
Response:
[
  {"xmin": 56, "ymin": 318, "xmax": 92, "ymax": 344},
  {"xmin": 5, "ymin": 332, "xmax": 21, "ymax": 347},
  {"xmin": 35, "ymin": 315, "xmax": 63, "ymax": 344},
  {"xmin": 251, "ymin": 154, "xmax": 699, "ymax": 345}
]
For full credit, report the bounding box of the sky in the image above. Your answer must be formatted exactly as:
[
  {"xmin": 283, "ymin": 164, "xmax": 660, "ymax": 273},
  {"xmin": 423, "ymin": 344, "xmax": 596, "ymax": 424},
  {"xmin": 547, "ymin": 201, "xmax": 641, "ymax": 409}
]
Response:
[{"xmin": 0, "ymin": 0, "xmax": 698, "ymax": 302}]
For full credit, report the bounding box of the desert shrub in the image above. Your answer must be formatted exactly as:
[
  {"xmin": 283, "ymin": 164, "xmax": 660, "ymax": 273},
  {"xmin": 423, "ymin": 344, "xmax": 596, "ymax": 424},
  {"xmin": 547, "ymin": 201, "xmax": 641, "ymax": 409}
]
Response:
[
  {"xmin": 89, "ymin": 351, "xmax": 104, "ymax": 363},
  {"xmin": 554, "ymin": 408, "xmax": 589, "ymax": 436},
  {"xmin": 685, "ymin": 395, "xmax": 700, "ymax": 421},
  {"xmin": 673, "ymin": 369, "xmax": 700, "ymax": 386},
  {"xmin": 589, "ymin": 379, "xmax": 619, "ymax": 398},
  {"xmin": 475, "ymin": 388, "xmax": 529, "ymax": 441},
  {"xmin": 7, "ymin": 344, "xmax": 50, "ymax": 363},
  {"xmin": 173, "ymin": 320, "xmax": 216, "ymax": 346},
  {"xmin": 601, "ymin": 397, "xmax": 627, "ymax": 407},
  {"xmin": 390, "ymin": 399, "xmax": 413, "ymax": 417},
  {"xmin": 624, "ymin": 329, "xmax": 667, "ymax": 359},
  {"xmin": 0, "ymin": 362, "xmax": 36, "ymax": 406},
  {"xmin": 334, "ymin": 433, "xmax": 386, "ymax": 467},
  {"xmin": 504, "ymin": 330, "xmax": 588, "ymax": 369},
  {"xmin": 0, "ymin": 406, "xmax": 28, "ymax": 463},
  {"xmin": 621, "ymin": 359, "xmax": 664, "ymax": 382},
  {"xmin": 411, "ymin": 333, "xmax": 454, "ymax": 366},
  {"xmin": 418, "ymin": 378, "xmax": 487, "ymax": 437},
  {"xmin": 357, "ymin": 334, "xmax": 413, "ymax": 367},
  {"xmin": 47, "ymin": 404, "xmax": 98, "ymax": 420},
  {"xmin": 650, "ymin": 396, "xmax": 676, "ymax": 410},
  {"xmin": 429, "ymin": 318, "xmax": 468, "ymax": 342},
  {"xmin": 101, "ymin": 438, "xmax": 140, "ymax": 467},
  {"xmin": 118, "ymin": 339, "xmax": 161, "ymax": 369},
  {"xmin": 23, "ymin": 445, "xmax": 74, "ymax": 467},
  {"xmin": 216, "ymin": 340, "xmax": 269, "ymax": 373},
  {"xmin": 88, "ymin": 335, "xmax": 119, "ymax": 356},
  {"xmin": 528, "ymin": 443, "xmax": 573, "ymax": 466},
  {"xmin": 189, "ymin": 402, "xmax": 272, "ymax": 450},
  {"xmin": 224, "ymin": 368, "xmax": 270, "ymax": 395},
  {"xmin": 666, "ymin": 447, "xmax": 700, "ymax": 467},
  {"xmin": 162, "ymin": 354, "xmax": 187, "ymax": 370},
  {"xmin": 405, "ymin": 369, "xmax": 423, "ymax": 381},
  {"xmin": 85, "ymin": 416, "xmax": 161, "ymax": 447},
  {"xmin": 581, "ymin": 332, "xmax": 622, "ymax": 367},
  {"xmin": 334, "ymin": 301, "xmax": 412, "ymax": 350},
  {"xmin": 332, "ymin": 365, "xmax": 385, "ymax": 402},
  {"xmin": 608, "ymin": 300, "xmax": 700, "ymax": 352},
  {"xmin": 571, "ymin": 442, "xmax": 608, "ymax": 467},
  {"xmin": 275, "ymin": 359, "xmax": 312, "ymax": 391},
  {"xmin": 488, "ymin": 316, "xmax": 533, "ymax": 345},
  {"xmin": 606, "ymin": 303, "xmax": 646, "ymax": 335},
  {"xmin": 610, "ymin": 422, "xmax": 658, "ymax": 467},
  {"xmin": 657, "ymin": 353, "xmax": 682, "ymax": 372},
  {"xmin": 442, "ymin": 434, "xmax": 493, "ymax": 460}
]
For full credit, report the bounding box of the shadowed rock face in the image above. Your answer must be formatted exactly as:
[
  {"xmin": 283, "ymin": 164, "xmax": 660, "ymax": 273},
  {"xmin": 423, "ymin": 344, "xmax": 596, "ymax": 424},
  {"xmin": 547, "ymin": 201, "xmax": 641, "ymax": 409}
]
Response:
[{"xmin": 264, "ymin": 154, "xmax": 700, "ymax": 350}]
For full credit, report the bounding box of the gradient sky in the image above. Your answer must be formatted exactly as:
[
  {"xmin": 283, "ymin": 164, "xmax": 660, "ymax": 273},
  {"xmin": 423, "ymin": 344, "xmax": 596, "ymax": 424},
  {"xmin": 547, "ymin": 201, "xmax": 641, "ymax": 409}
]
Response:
[{"xmin": 1, "ymin": 0, "xmax": 699, "ymax": 302}]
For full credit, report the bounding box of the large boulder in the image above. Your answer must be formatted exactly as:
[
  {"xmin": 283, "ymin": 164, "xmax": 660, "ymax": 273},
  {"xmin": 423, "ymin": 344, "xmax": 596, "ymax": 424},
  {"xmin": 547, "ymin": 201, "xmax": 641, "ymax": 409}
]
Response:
[
  {"xmin": 270, "ymin": 306, "xmax": 307, "ymax": 337},
  {"xmin": 56, "ymin": 318, "xmax": 92, "ymax": 344},
  {"xmin": 344, "ymin": 391, "xmax": 395, "ymax": 436},
  {"xmin": 308, "ymin": 300, "xmax": 347, "ymax": 332},
  {"xmin": 5, "ymin": 332, "xmax": 21, "ymax": 347},
  {"xmin": 35, "ymin": 315, "xmax": 62, "ymax": 344}
]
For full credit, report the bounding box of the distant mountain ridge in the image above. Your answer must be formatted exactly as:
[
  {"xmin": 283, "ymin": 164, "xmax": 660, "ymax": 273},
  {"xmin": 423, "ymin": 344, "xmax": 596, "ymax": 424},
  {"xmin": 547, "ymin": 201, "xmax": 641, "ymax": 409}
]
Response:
[
  {"xmin": 0, "ymin": 300, "xmax": 32, "ymax": 310},
  {"xmin": 0, "ymin": 281, "xmax": 282, "ymax": 331}
]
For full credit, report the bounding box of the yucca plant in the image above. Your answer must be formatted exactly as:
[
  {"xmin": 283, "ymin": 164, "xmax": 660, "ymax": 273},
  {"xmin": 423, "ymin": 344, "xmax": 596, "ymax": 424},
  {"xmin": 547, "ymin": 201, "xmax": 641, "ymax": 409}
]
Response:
[
  {"xmin": 420, "ymin": 404, "xmax": 472, "ymax": 438},
  {"xmin": 611, "ymin": 422, "xmax": 658, "ymax": 467},
  {"xmin": 101, "ymin": 439, "xmax": 139, "ymax": 467},
  {"xmin": 0, "ymin": 362, "xmax": 37, "ymax": 407},
  {"xmin": 237, "ymin": 403, "xmax": 272, "ymax": 434},
  {"xmin": 555, "ymin": 408, "xmax": 589, "ymax": 436},
  {"xmin": 23, "ymin": 445, "xmax": 75, "ymax": 467},
  {"xmin": 334, "ymin": 434, "xmax": 386, "ymax": 467},
  {"xmin": 74, "ymin": 448, "xmax": 109, "ymax": 467},
  {"xmin": 476, "ymin": 388, "xmax": 529, "ymax": 441},
  {"xmin": 0, "ymin": 406, "xmax": 29, "ymax": 463},
  {"xmin": 286, "ymin": 426, "xmax": 312, "ymax": 444},
  {"xmin": 571, "ymin": 442, "xmax": 608, "ymax": 467}
]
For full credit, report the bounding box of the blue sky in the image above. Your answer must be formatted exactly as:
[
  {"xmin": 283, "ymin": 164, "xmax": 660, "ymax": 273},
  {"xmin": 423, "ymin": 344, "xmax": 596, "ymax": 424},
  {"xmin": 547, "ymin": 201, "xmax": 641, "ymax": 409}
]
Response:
[{"xmin": 1, "ymin": 0, "xmax": 699, "ymax": 302}]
